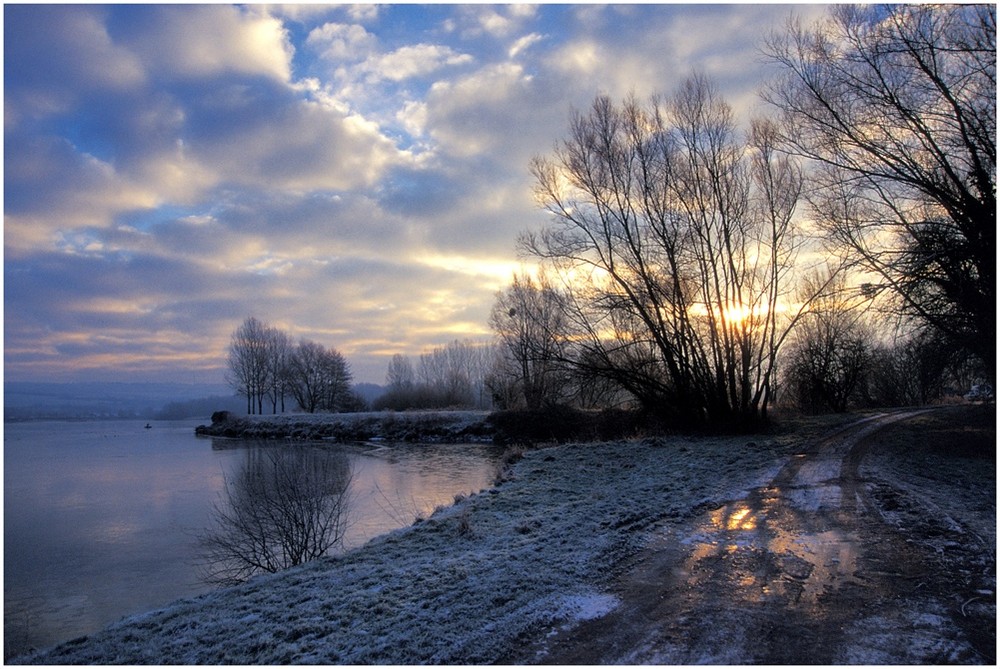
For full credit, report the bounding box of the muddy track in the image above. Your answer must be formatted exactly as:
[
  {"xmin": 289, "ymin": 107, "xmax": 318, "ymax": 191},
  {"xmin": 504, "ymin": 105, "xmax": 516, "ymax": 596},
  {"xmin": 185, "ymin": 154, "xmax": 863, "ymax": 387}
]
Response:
[{"xmin": 516, "ymin": 409, "xmax": 989, "ymax": 664}]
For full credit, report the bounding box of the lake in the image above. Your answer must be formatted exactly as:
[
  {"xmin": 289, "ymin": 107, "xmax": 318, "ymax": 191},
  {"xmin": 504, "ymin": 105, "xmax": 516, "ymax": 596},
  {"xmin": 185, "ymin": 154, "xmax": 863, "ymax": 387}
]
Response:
[{"xmin": 4, "ymin": 418, "xmax": 503, "ymax": 658}]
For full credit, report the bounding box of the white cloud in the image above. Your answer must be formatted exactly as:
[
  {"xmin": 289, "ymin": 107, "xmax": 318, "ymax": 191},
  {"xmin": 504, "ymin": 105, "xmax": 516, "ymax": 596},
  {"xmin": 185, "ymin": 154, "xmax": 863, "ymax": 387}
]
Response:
[
  {"xmin": 361, "ymin": 44, "xmax": 474, "ymax": 83},
  {"xmin": 346, "ymin": 4, "xmax": 380, "ymax": 24},
  {"xmin": 3, "ymin": 137, "xmax": 166, "ymax": 257},
  {"xmin": 508, "ymin": 4, "xmax": 539, "ymax": 20},
  {"xmin": 177, "ymin": 82, "xmax": 407, "ymax": 196},
  {"xmin": 460, "ymin": 5, "xmax": 538, "ymax": 39},
  {"xmin": 396, "ymin": 100, "xmax": 429, "ymax": 138},
  {"xmin": 509, "ymin": 33, "xmax": 544, "ymax": 59},
  {"xmin": 3, "ymin": 5, "xmax": 145, "ymax": 125},
  {"xmin": 547, "ymin": 39, "xmax": 602, "ymax": 77},
  {"xmin": 423, "ymin": 62, "xmax": 537, "ymax": 157},
  {"xmin": 307, "ymin": 22, "xmax": 377, "ymax": 63},
  {"xmin": 479, "ymin": 11, "xmax": 514, "ymax": 37},
  {"xmin": 128, "ymin": 5, "xmax": 293, "ymax": 81}
]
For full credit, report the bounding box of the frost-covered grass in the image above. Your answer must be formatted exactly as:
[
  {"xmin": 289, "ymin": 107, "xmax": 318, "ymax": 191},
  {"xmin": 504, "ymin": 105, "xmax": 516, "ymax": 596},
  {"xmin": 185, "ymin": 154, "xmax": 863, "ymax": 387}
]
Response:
[{"xmin": 20, "ymin": 419, "xmax": 839, "ymax": 664}]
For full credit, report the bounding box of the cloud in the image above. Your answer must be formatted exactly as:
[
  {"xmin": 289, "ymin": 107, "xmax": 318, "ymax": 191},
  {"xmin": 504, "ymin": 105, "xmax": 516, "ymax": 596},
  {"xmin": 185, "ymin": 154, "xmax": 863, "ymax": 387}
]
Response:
[
  {"xmin": 5, "ymin": 6, "xmax": 145, "ymax": 91},
  {"xmin": 4, "ymin": 4, "xmax": 837, "ymax": 385},
  {"xmin": 509, "ymin": 33, "xmax": 545, "ymax": 59},
  {"xmin": 422, "ymin": 62, "xmax": 538, "ymax": 158},
  {"xmin": 181, "ymin": 79, "xmax": 405, "ymax": 191},
  {"xmin": 456, "ymin": 5, "xmax": 539, "ymax": 39},
  {"xmin": 121, "ymin": 5, "xmax": 294, "ymax": 82},
  {"xmin": 306, "ymin": 22, "xmax": 377, "ymax": 63},
  {"xmin": 5, "ymin": 7, "xmax": 410, "ymax": 257},
  {"xmin": 3, "ymin": 135, "xmax": 166, "ymax": 257},
  {"xmin": 361, "ymin": 44, "xmax": 474, "ymax": 83}
]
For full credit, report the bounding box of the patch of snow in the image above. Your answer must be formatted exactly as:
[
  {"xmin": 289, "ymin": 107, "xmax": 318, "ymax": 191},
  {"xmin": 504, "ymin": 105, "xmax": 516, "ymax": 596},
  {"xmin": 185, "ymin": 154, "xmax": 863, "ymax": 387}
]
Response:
[{"xmin": 557, "ymin": 592, "xmax": 619, "ymax": 622}]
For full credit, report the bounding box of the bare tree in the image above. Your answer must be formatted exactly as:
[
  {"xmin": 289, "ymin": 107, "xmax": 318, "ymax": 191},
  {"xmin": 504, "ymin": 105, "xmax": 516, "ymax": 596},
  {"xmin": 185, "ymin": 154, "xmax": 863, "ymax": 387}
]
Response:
[
  {"xmin": 525, "ymin": 78, "xmax": 812, "ymax": 428},
  {"xmin": 782, "ymin": 268, "xmax": 871, "ymax": 413},
  {"xmin": 376, "ymin": 341, "xmax": 494, "ymax": 410},
  {"xmin": 764, "ymin": 4, "xmax": 996, "ymax": 379},
  {"xmin": 198, "ymin": 446, "xmax": 352, "ymax": 586},
  {"xmin": 417, "ymin": 340, "xmax": 494, "ymax": 408},
  {"xmin": 226, "ymin": 316, "xmax": 271, "ymax": 415},
  {"xmin": 264, "ymin": 326, "xmax": 292, "ymax": 414},
  {"xmin": 374, "ymin": 354, "xmax": 419, "ymax": 410},
  {"xmin": 385, "ymin": 353, "xmax": 415, "ymax": 393},
  {"xmin": 864, "ymin": 329, "xmax": 979, "ymax": 408},
  {"xmin": 489, "ymin": 271, "xmax": 571, "ymax": 409},
  {"xmin": 318, "ymin": 347, "xmax": 353, "ymax": 412},
  {"xmin": 287, "ymin": 339, "xmax": 353, "ymax": 413},
  {"xmin": 287, "ymin": 339, "xmax": 326, "ymax": 413}
]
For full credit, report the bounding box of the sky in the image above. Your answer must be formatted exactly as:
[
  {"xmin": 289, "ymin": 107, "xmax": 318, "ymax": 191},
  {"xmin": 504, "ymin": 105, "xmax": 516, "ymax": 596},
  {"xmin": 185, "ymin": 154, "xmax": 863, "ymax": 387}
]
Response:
[{"xmin": 4, "ymin": 3, "xmax": 829, "ymax": 386}]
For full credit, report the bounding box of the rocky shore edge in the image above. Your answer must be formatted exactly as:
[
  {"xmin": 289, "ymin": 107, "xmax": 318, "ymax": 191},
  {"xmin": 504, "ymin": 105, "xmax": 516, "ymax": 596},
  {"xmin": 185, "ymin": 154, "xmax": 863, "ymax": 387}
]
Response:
[{"xmin": 194, "ymin": 409, "xmax": 495, "ymax": 443}]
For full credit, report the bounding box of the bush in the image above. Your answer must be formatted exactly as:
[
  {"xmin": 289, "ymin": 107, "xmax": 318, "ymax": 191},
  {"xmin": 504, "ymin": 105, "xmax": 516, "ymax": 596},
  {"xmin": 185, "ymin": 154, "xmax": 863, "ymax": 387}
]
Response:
[{"xmin": 490, "ymin": 405, "xmax": 657, "ymax": 444}]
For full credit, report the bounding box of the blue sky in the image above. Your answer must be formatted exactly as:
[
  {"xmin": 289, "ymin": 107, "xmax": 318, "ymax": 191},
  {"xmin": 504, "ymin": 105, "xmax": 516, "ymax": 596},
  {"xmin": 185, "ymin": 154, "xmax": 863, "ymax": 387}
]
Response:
[{"xmin": 4, "ymin": 3, "xmax": 827, "ymax": 385}]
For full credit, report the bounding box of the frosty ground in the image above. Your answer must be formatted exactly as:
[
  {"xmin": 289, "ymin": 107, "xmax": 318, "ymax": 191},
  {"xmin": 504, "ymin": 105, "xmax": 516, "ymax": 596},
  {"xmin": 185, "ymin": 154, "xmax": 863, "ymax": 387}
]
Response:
[{"xmin": 18, "ymin": 406, "xmax": 994, "ymax": 664}]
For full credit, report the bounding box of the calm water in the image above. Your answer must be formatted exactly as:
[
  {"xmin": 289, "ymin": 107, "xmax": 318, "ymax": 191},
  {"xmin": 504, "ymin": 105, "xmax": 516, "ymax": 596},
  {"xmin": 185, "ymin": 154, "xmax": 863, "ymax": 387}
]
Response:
[{"xmin": 4, "ymin": 419, "xmax": 502, "ymax": 657}]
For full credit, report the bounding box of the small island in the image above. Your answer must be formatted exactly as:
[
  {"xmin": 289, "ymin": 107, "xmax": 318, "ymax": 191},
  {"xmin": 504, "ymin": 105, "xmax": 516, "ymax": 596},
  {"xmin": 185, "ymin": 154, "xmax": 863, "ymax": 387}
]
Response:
[{"xmin": 195, "ymin": 409, "xmax": 495, "ymax": 444}]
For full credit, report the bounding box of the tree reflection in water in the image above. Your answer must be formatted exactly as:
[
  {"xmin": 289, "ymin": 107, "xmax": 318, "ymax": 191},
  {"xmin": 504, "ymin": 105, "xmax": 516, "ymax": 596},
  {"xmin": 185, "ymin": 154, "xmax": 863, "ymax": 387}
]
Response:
[{"xmin": 199, "ymin": 445, "xmax": 353, "ymax": 586}]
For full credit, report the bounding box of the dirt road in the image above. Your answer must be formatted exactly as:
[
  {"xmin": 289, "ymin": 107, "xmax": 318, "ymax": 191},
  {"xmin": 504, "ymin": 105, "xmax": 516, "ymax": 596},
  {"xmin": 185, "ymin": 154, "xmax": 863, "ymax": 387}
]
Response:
[{"xmin": 518, "ymin": 409, "xmax": 995, "ymax": 664}]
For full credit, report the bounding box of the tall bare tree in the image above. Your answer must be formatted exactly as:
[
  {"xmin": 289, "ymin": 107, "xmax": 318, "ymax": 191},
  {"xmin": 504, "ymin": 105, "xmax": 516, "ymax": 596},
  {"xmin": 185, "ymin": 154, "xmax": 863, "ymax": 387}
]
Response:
[
  {"xmin": 416, "ymin": 340, "xmax": 494, "ymax": 408},
  {"xmin": 525, "ymin": 78, "xmax": 810, "ymax": 428},
  {"xmin": 764, "ymin": 4, "xmax": 996, "ymax": 378},
  {"xmin": 226, "ymin": 316, "xmax": 271, "ymax": 415},
  {"xmin": 385, "ymin": 353, "xmax": 415, "ymax": 393},
  {"xmin": 264, "ymin": 326, "xmax": 292, "ymax": 414}
]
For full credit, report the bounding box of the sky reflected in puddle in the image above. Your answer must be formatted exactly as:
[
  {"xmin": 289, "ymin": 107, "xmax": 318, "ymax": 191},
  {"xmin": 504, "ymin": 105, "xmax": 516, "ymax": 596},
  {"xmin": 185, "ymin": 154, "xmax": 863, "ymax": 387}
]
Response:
[{"xmin": 682, "ymin": 485, "xmax": 862, "ymax": 612}]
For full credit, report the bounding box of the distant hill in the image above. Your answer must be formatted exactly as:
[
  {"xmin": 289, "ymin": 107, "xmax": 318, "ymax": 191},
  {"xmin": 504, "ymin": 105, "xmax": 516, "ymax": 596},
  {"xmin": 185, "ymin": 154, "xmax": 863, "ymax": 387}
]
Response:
[
  {"xmin": 153, "ymin": 395, "xmax": 247, "ymax": 420},
  {"xmin": 4, "ymin": 382, "xmax": 233, "ymax": 421}
]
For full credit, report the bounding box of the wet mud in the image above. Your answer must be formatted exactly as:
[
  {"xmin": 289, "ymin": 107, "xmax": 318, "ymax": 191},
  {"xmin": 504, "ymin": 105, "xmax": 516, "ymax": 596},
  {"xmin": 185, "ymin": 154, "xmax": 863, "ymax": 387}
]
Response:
[{"xmin": 516, "ymin": 409, "xmax": 995, "ymax": 664}]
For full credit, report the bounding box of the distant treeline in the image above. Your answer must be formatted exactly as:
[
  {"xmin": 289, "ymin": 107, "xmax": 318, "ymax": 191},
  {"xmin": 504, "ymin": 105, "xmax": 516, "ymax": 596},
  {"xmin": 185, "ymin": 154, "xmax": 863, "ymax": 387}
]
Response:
[{"xmin": 153, "ymin": 395, "xmax": 247, "ymax": 420}]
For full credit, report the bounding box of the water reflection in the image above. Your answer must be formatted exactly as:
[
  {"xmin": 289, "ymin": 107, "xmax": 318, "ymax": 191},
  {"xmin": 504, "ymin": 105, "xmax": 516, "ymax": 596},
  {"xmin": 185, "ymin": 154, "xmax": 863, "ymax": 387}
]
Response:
[
  {"xmin": 5, "ymin": 423, "xmax": 501, "ymax": 659},
  {"xmin": 712, "ymin": 503, "xmax": 756, "ymax": 531},
  {"xmin": 683, "ymin": 490, "xmax": 862, "ymax": 610},
  {"xmin": 198, "ymin": 445, "xmax": 353, "ymax": 586}
]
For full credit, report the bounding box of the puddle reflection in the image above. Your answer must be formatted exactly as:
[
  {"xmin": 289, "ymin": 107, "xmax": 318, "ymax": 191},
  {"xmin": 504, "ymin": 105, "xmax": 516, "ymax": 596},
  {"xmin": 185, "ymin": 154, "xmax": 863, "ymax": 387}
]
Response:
[{"xmin": 684, "ymin": 487, "xmax": 862, "ymax": 611}]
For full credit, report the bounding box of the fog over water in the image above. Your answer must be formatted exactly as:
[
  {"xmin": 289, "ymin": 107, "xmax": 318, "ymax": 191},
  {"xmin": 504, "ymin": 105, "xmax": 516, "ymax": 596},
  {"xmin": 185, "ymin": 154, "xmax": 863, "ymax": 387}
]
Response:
[{"xmin": 4, "ymin": 419, "xmax": 501, "ymax": 656}]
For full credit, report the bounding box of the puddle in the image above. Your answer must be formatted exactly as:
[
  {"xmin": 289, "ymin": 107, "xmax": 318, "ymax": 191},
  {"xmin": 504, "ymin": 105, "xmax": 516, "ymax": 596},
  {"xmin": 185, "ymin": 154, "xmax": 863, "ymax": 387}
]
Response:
[{"xmin": 682, "ymin": 457, "xmax": 863, "ymax": 611}]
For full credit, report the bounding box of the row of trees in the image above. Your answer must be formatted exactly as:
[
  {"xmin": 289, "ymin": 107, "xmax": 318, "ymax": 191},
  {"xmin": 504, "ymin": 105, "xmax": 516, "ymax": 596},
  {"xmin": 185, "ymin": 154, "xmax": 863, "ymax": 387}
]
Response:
[
  {"xmin": 781, "ymin": 268, "xmax": 983, "ymax": 414},
  {"xmin": 227, "ymin": 317, "xmax": 498, "ymax": 414},
  {"xmin": 375, "ymin": 340, "xmax": 494, "ymax": 410},
  {"xmin": 227, "ymin": 317, "xmax": 357, "ymax": 414},
  {"xmin": 487, "ymin": 4, "xmax": 994, "ymax": 427}
]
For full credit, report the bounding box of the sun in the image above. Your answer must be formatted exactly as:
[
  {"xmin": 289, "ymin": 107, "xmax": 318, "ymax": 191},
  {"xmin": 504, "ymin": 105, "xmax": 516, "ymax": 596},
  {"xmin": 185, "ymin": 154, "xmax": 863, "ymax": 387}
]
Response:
[{"xmin": 722, "ymin": 302, "xmax": 753, "ymax": 325}]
